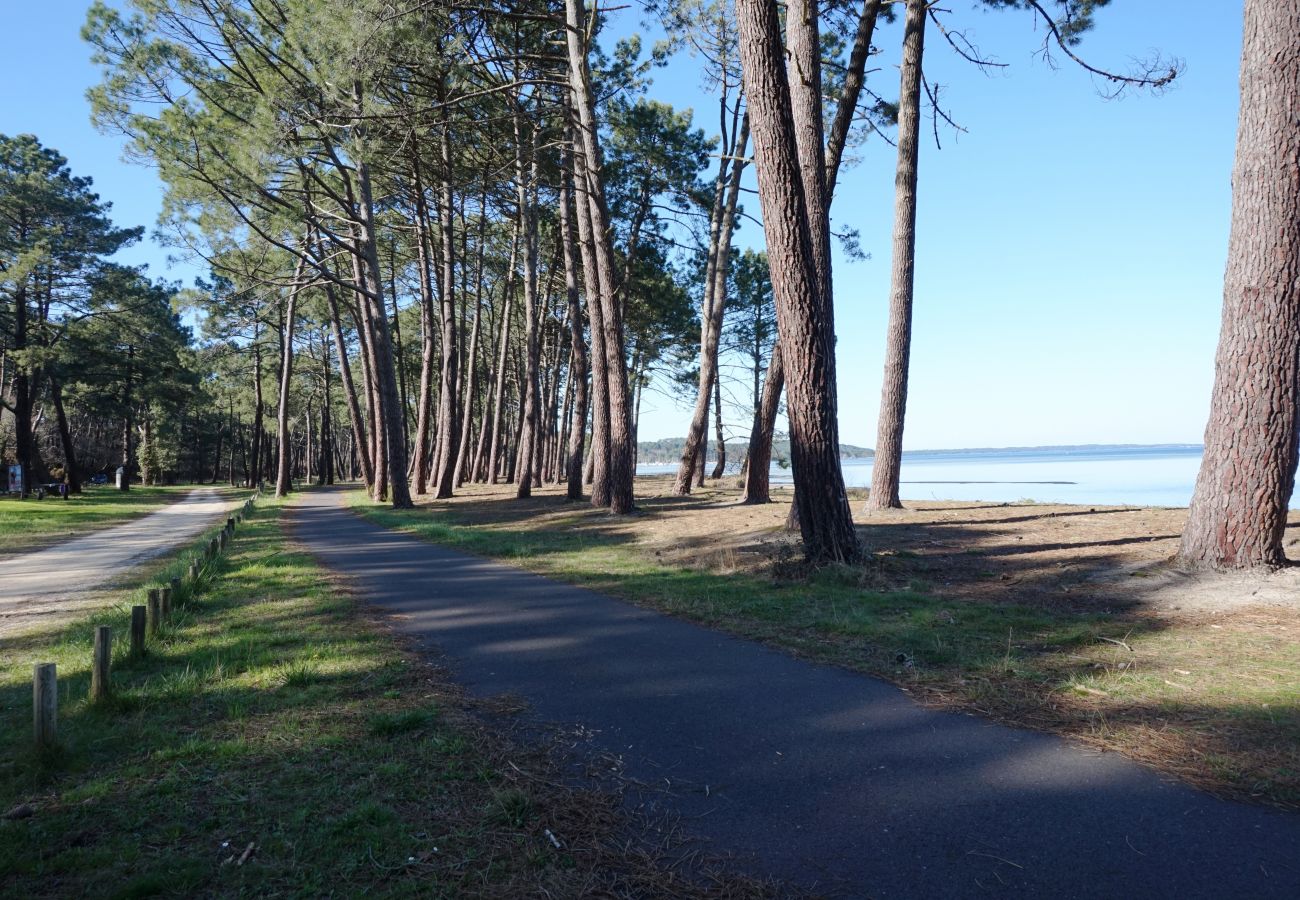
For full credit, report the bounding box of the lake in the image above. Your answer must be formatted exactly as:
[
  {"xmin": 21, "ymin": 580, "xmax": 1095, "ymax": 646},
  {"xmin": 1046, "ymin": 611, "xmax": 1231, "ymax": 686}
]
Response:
[{"xmin": 637, "ymin": 445, "xmax": 1239, "ymax": 508}]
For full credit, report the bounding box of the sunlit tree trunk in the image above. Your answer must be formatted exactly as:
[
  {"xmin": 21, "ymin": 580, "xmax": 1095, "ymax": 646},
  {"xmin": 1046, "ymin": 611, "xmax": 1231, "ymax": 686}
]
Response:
[{"xmin": 1179, "ymin": 0, "xmax": 1300, "ymax": 568}]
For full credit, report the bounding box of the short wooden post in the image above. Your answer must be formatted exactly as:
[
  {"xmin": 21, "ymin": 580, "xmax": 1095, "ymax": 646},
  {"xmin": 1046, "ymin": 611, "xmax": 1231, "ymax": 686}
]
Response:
[
  {"xmin": 33, "ymin": 663, "xmax": 57, "ymax": 748},
  {"xmin": 160, "ymin": 586, "xmax": 173, "ymax": 618},
  {"xmin": 91, "ymin": 626, "xmax": 112, "ymax": 702},
  {"xmin": 147, "ymin": 588, "xmax": 162, "ymax": 636},
  {"xmin": 169, "ymin": 576, "xmax": 181, "ymax": 595},
  {"xmin": 131, "ymin": 605, "xmax": 147, "ymax": 656},
  {"xmin": 227, "ymin": 517, "xmax": 235, "ymax": 532},
  {"xmin": 209, "ymin": 538, "xmax": 219, "ymax": 558},
  {"xmin": 188, "ymin": 562, "xmax": 200, "ymax": 582}
]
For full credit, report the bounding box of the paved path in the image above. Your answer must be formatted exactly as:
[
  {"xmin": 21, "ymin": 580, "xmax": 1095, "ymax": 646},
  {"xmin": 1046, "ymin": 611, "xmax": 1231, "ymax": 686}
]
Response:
[
  {"xmin": 0, "ymin": 489, "xmax": 238, "ymax": 639},
  {"xmin": 291, "ymin": 490, "xmax": 1300, "ymax": 898}
]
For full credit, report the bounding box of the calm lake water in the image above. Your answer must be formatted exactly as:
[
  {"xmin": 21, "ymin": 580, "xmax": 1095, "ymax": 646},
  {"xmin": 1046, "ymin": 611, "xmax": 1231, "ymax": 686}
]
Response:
[{"xmin": 638, "ymin": 445, "xmax": 1230, "ymax": 508}]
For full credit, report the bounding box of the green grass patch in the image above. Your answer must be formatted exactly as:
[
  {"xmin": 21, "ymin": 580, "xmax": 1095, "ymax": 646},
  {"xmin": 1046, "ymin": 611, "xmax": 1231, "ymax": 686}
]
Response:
[
  {"xmin": 0, "ymin": 485, "xmax": 209, "ymax": 555},
  {"xmin": 349, "ymin": 490, "xmax": 1300, "ymax": 810},
  {"xmin": 0, "ymin": 499, "xmax": 735, "ymax": 897}
]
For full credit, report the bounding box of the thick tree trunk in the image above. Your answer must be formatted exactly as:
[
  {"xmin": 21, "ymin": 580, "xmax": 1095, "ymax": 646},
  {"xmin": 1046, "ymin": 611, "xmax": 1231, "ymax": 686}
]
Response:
[
  {"xmin": 565, "ymin": 0, "xmax": 634, "ymax": 513},
  {"xmin": 1179, "ymin": 0, "xmax": 1300, "ymax": 569},
  {"xmin": 868, "ymin": 0, "xmax": 925, "ymax": 511},
  {"xmin": 736, "ymin": 0, "xmax": 859, "ymax": 562},
  {"xmin": 569, "ymin": 117, "xmax": 612, "ymax": 506}
]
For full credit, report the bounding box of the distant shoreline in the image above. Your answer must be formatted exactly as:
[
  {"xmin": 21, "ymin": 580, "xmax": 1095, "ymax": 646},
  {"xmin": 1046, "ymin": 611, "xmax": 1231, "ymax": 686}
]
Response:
[{"xmin": 636, "ymin": 441, "xmax": 1204, "ymax": 466}]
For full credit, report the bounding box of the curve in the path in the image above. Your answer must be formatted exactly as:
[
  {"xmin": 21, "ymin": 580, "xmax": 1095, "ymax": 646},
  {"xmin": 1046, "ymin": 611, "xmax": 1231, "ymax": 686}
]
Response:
[
  {"xmin": 291, "ymin": 489, "xmax": 1300, "ymax": 899},
  {"xmin": 0, "ymin": 489, "xmax": 238, "ymax": 638}
]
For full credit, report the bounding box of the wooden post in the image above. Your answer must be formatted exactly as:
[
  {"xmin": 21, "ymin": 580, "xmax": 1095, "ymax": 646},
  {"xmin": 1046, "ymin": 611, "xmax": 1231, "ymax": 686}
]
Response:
[
  {"xmin": 33, "ymin": 663, "xmax": 56, "ymax": 748},
  {"xmin": 147, "ymin": 588, "xmax": 162, "ymax": 636},
  {"xmin": 160, "ymin": 587, "xmax": 173, "ymax": 618},
  {"xmin": 91, "ymin": 626, "xmax": 112, "ymax": 702},
  {"xmin": 209, "ymin": 538, "xmax": 219, "ymax": 558},
  {"xmin": 170, "ymin": 576, "xmax": 181, "ymax": 595},
  {"xmin": 188, "ymin": 562, "xmax": 199, "ymax": 582},
  {"xmin": 227, "ymin": 517, "xmax": 235, "ymax": 532},
  {"xmin": 131, "ymin": 605, "xmax": 146, "ymax": 656}
]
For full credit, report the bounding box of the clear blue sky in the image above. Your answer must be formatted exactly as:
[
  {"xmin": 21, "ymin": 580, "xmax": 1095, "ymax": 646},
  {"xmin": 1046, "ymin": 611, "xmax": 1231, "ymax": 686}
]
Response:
[{"xmin": 2, "ymin": 2, "xmax": 1240, "ymax": 451}]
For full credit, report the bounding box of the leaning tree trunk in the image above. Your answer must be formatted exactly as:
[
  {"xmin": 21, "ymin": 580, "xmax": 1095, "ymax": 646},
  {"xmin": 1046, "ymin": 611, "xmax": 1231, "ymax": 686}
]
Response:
[
  {"xmin": 675, "ymin": 116, "xmax": 749, "ymax": 494},
  {"xmin": 736, "ymin": 0, "xmax": 859, "ymax": 562},
  {"xmin": 867, "ymin": 0, "xmax": 925, "ymax": 511},
  {"xmin": 1179, "ymin": 0, "xmax": 1300, "ymax": 569},
  {"xmin": 742, "ymin": 343, "xmax": 782, "ymax": 504}
]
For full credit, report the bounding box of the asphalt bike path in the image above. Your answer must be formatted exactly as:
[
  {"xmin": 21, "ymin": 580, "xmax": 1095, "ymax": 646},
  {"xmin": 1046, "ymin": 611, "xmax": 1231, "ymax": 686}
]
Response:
[{"xmin": 290, "ymin": 489, "xmax": 1300, "ymax": 898}]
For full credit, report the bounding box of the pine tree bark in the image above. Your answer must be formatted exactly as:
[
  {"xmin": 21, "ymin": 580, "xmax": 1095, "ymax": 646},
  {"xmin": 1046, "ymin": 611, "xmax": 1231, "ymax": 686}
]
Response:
[
  {"xmin": 565, "ymin": 0, "xmax": 635, "ymax": 513},
  {"xmin": 560, "ymin": 155, "xmax": 590, "ymax": 501},
  {"xmin": 867, "ymin": 0, "xmax": 926, "ymax": 511},
  {"xmin": 431, "ymin": 116, "xmax": 460, "ymax": 500},
  {"xmin": 275, "ymin": 254, "xmax": 306, "ymax": 498},
  {"xmin": 1179, "ymin": 0, "xmax": 1300, "ymax": 569},
  {"xmin": 736, "ymin": 0, "xmax": 859, "ymax": 562}
]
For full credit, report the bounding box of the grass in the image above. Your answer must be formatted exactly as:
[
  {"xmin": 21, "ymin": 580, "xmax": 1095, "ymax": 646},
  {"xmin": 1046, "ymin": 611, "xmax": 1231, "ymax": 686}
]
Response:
[
  {"xmin": 0, "ymin": 498, "xmax": 764, "ymax": 898},
  {"xmin": 0, "ymin": 485, "xmax": 205, "ymax": 555},
  {"xmin": 349, "ymin": 489, "xmax": 1300, "ymax": 811}
]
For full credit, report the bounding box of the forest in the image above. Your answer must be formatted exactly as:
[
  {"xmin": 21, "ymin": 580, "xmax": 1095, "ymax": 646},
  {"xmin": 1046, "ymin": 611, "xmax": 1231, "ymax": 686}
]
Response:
[{"xmin": 1, "ymin": 0, "xmax": 1294, "ymax": 574}]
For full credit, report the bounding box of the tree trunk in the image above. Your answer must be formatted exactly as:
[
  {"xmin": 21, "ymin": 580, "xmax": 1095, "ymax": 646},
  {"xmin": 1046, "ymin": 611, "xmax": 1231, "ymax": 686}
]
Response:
[
  {"xmin": 50, "ymin": 379, "xmax": 81, "ymax": 493},
  {"xmin": 411, "ymin": 161, "xmax": 438, "ymax": 495},
  {"xmin": 736, "ymin": 0, "xmax": 859, "ymax": 562},
  {"xmin": 431, "ymin": 113, "xmax": 460, "ymax": 500},
  {"xmin": 710, "ymin": 372, "xmax": 726, "ymax": 479},
  {"xmin": 515, "ymin": 105, "xmax": 544, "ymax": 499},
  {"xmin": 1179, "ymin": 0, "xmax": 1300, "ymax": 569},
  {"xmin": 675, "ymin": 116, "xmax": 750, "ymax": 493},
  {"xmin": 275, "ymin": 254, "xmax": 306, "ymax": 498},
  {"xmin": 487, "ymin": 232, "xmax": 518, "ymax": 483},
  {"xmin": 867, "ymin": 0, "xmax": 926, "ymax": 511},
  {"xmin": 560, "ymin": 157, "xmax": 590, "ymax": 500},
  {"xmin": 742, "ymin": 343, "xmax": 782, "ymax": 503},
  {"xmin": 565, "ymin": 0, "xmax": 635, "ymax": 513}
]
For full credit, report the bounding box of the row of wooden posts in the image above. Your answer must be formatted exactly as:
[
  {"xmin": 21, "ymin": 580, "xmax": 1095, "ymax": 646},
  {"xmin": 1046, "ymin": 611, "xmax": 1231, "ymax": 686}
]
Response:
[{"xmin": 32, "ymin": 495, "xmax": 258, "ymax": 749}]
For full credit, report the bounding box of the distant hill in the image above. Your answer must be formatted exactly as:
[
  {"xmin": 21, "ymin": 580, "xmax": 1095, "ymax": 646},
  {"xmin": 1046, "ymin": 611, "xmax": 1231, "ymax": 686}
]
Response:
[{"xmin": 637, "ymin": 437, "xmax": 873, "ymax": 465}]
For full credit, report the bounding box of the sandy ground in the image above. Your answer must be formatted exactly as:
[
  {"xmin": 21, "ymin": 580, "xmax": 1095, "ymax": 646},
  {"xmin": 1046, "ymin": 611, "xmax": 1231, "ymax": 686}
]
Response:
[
  {"xmin": 0, "ymin": 488, "xmax": 239, "ymax": 639},
  {"xmin": 426, "ymin": 475, "xmax": 1300, "ymax": 619}
]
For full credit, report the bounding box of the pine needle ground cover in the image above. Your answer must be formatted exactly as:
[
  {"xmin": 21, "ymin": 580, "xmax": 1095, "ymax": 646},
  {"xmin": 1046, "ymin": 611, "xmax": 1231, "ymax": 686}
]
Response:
[
  {"xmin": 0, "ymin": 485, "xmax": 199, "ymax": 556},
  {"xmin": 351, "ymin": 479, "xmax": 1300, "ymax": 812},
  {"xmin": 0, "ymin": 501, "xmax": 751, "ymax": 898}
]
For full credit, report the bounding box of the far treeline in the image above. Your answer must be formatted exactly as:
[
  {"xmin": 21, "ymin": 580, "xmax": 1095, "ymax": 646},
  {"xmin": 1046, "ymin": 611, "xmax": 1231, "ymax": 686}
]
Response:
[{"xmin": 1, "ymin": 0, "xmax": 1296, "ymax": 572}]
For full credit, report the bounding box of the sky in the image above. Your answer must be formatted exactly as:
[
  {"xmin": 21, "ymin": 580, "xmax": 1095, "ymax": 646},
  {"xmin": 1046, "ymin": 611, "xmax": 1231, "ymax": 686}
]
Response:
[{"xmin": 2, "ymin": 2, "xmax": 1241, "ymax": 451}]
